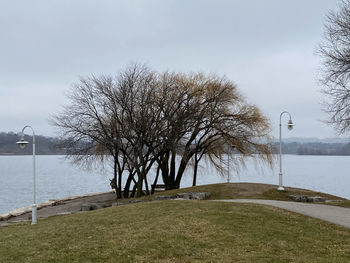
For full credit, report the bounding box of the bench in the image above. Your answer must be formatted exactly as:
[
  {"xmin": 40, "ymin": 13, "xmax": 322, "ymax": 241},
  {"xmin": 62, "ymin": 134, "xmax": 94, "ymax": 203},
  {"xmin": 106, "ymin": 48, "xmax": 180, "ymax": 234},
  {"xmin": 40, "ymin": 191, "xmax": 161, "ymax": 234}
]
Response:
[{"xmin": 151, "ymin": 184, "xmax": 166, "ymax": 191}]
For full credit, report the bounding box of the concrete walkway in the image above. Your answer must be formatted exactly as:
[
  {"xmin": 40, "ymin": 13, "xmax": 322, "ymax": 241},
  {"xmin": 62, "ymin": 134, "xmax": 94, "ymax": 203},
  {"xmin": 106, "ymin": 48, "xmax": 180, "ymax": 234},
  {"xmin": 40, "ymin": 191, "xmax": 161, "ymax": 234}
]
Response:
[{"xmin": 216, "ymin": 199, "xmax": 350, "ymax": 228}]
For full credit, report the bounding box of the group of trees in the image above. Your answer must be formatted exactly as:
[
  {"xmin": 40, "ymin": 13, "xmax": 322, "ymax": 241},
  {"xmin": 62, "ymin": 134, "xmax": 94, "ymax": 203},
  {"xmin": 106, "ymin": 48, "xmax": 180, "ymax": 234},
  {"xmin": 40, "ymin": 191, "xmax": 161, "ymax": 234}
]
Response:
[
  {"xmin": 275, "ymin": 141, "xmax": 350, "ymax": 156},
  {"xmin": 0, "ymin": 132, "xmax": 64, "ymax": 155},
  {"xmin": 296, "ymin": 142, "xmax": 350, "ymax": 155},
  {"xmin": 53, "ymin": 65, "xmax": 273, "ymax": 198},
  {"xmin": 270, "ymin": 141, "xmax": 350, "ymax": 155}
]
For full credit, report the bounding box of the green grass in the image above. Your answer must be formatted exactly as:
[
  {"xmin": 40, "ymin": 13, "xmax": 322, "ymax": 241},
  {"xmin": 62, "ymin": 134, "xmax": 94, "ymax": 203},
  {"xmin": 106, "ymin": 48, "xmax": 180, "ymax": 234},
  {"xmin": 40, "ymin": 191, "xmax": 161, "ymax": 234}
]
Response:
[
  {"xmin": 1, "ymin": 200, "xmax": 350, "ymax": 262},
  {"xmin": 335, "ymin": 200, "xmax": 350, "ymax": 208}
]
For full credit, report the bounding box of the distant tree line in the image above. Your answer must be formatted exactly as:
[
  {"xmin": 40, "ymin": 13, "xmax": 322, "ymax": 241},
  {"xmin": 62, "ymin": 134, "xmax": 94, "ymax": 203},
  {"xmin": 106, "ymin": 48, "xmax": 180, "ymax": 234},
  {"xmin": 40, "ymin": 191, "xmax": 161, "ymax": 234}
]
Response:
[
  {"xmin": 0, "ymin": 132, "xmax": 65, "ymax": 155},
  {"xmin": 274, "ymin": 142, "xmax": 350, "ymax": 156},
  {"xmin": 2, "ymin": 130, "xmax": 349, "ymax": 157}
]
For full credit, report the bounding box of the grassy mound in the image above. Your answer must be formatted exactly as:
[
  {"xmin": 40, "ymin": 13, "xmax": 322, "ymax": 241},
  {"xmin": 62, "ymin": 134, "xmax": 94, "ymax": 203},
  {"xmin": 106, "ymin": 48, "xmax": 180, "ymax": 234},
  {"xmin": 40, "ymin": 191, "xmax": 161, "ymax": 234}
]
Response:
[
  {"xmin": 146, "ymin": 183, "xmax": 350, "ymax": 207},
  {"xmin": 1, "ymin": 200, "xmax": 350, "ymax": 262}
]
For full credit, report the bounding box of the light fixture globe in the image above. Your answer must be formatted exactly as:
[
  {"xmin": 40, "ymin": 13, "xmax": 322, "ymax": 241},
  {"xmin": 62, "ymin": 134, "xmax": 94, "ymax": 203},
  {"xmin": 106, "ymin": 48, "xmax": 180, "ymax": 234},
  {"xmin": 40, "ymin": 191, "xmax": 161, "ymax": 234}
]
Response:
[
  {"xmin": 16, "ymin": 138, "xmax": 29, "ymax": 149},
  {"xmin": 287, "ymin": 119, "xmax": 294, "ymax": 131}
]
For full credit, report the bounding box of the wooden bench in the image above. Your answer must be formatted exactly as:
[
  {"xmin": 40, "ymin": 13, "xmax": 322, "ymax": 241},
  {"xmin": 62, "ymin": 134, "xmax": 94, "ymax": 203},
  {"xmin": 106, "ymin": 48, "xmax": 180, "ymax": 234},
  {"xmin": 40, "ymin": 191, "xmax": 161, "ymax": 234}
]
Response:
[{"xmin": 151, "ymin": 184, "xmax": 166, "ymax": 191}]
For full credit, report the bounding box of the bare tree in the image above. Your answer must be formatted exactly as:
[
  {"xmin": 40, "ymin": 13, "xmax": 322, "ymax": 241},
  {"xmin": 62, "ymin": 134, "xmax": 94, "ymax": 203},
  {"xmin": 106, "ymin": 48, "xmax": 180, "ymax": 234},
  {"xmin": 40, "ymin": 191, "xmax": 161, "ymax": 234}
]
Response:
[
  {"xmin": 52, "ymin": 74, "xmax": 134, "ymax": 198},
  {"xmin": 318, "ymin": 0, "xmax": 350, "ymax": 134},
  {"xmin": 52, "ymin": 64, "xmax": 273, "ymax": 197},
  {"xmin": 113, "ymin": 65, "xmax": 163, "ymax": 197},
  {"xmin": 150, "ymin": 72, "xmax": 273, "ymax": 189}
]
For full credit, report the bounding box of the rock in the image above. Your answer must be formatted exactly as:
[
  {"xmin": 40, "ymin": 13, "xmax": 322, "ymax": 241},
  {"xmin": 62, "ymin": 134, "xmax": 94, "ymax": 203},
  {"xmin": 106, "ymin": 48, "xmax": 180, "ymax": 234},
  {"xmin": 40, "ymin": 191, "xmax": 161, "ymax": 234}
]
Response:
[
  {"xmin": 288, "ymin": 195, "xmax": 326, "ymax": 203},
  {"xmin": 81, "ymin": 204, "xmax": 93, "ymax": 211},
  {"xmin": 195, "ymin": 192, "xmax": 211, "ymax": 200},
  {"xmin": 50, "ymin": 200, "xmax": 64, "ymax": 206},
  {"xmin": 176, "ymin": 193, "xmax": 192, "ymax": 199},
  {"xmin": 176, "ymin": 192, "xmax": 211, "ymax": 200},
  {"xmin": 288, "ymin": 195, "xmax": 309, "ymax": 202},
  {"xmin": 307, "ymin": 196, "xmax": 325, "ymax": 203},
  {"xmin": 81, "ymin": 202, "xmax": 111, "ymax": 211},
  {"xmin": 152, "ymin": 192, "xmax": 211, "ymax": 201},
  {"xmin": 152, "ymin": 195, "xmax": 175, "ymax": 201}
]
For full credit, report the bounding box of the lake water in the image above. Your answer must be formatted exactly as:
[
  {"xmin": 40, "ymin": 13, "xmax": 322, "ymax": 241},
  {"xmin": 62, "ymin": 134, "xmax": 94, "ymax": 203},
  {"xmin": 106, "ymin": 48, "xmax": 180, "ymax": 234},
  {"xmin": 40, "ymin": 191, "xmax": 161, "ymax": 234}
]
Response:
[{"xmin": 0, "ymin": 155, "xmax": 349, "ymax": 214}]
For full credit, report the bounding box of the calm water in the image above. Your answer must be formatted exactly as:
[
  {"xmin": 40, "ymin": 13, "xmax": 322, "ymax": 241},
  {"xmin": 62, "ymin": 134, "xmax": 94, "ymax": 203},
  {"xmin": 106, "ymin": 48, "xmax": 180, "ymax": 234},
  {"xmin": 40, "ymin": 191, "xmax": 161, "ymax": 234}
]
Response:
[{"xmin": 0, "ymin": 155, "xmax": 349, "ymax": 214}]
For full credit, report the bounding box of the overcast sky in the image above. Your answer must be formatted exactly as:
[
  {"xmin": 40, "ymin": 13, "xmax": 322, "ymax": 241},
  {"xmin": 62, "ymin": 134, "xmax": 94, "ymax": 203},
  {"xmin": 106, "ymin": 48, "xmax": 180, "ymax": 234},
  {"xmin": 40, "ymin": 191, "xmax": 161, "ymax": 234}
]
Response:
[{"xmin": 0, "ymin": 0, "xmax": 342, "ymax": 138}]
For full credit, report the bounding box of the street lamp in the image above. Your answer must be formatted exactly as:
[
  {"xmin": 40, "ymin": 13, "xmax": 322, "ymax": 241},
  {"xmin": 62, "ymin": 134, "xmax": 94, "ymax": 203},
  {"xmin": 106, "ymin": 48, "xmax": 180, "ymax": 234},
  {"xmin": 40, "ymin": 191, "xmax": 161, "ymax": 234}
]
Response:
[
  {"xmin": 227, "ymin": 153, "xmax": 230, "ymax": 183},
  {"xmin": 227, "ymin": 145, "xmax": 235, "ymax": 183},
  {"xmin": 16, "ymin": 125, "xmax": 37, "ymax": 224},
  {"xmin": 278, "ymin": 112, "xmax": 294, "ymax": 191}
]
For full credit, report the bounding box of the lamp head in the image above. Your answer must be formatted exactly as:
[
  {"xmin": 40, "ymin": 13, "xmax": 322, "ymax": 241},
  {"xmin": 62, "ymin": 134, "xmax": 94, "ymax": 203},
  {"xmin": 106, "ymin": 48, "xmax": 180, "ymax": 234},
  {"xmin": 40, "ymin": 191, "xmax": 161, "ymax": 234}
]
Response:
[
  {"xmin": 16, "ymin": 138, "xmax": 29, "ymax": 149},
  {"xmin": 287, "ymin": 119, "xmax": 294, "ymax": 131}
]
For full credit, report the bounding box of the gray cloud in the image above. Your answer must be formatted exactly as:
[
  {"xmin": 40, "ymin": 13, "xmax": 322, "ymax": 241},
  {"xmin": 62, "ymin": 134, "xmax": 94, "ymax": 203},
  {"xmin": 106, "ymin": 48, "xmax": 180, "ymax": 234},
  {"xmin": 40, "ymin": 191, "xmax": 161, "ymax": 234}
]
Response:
[{"xmin": 0, "ymin": 0, "xmax": 341, "ymax": 137}]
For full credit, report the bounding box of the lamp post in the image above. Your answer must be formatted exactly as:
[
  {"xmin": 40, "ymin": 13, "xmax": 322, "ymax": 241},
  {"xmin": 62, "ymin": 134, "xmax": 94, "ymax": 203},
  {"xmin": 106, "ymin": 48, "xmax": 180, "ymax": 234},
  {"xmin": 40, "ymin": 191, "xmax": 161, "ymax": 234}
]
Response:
[
  {"xmin": 16, "ymin": 125, "xmax": 37, "ymax": 224},
  {"xmin": 278, "ymin": 112, "xmax": 294, "ymax": 191},
  {"xmin": 227, "ymin": 153, "xmax": 230, "ymax": 183},
  {"xmin": 227, "ymin": 145, "xmax": 235, "ymax": 183}
]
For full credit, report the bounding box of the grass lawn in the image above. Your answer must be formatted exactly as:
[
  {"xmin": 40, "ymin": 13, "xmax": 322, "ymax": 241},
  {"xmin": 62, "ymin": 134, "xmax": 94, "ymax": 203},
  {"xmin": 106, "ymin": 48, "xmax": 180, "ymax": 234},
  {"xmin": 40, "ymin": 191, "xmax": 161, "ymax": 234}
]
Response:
[{"xmin": 1, "ymin": 200, "xmax": 350, "ymax": 262}]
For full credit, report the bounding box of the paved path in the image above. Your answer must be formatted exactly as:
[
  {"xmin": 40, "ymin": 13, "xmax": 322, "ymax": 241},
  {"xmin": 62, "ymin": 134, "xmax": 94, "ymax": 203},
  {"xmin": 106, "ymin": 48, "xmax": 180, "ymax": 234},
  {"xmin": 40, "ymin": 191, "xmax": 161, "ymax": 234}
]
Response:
[{"xmin": 216, "ymin": 199, "xmax": 350, "ymax": 228}]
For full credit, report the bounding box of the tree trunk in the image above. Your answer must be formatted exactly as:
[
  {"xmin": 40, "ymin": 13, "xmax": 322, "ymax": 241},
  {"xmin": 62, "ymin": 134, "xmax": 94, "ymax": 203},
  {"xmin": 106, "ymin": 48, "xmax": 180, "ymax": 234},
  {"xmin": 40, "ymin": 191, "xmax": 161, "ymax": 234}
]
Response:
[
  {"xmin": 123, "ymin": 171, "xmax": 135, "ymax": 198},
  {"xmin": 117, "ymin": 163, "xmax": 123, "ymax": 199},
  {"xmin": 160, "ymin": 152, "xmax": 173, "ymax": 190},
  {"xmin": 170, "ymin": 150, "xmax": 176, "ymax": 182},
  {"xmin": 113, "ymin": 157, "xmax": 121, "ymax": 199},
  {"xmin": 136, "ymin": 167, "xmax": 145, "ymax": 197},
  {"xmin": 192, "ymin": 154, "xmax": 199, "ymax": 186},
  {"xmin": 151, "ymin": 165, "xmax": 160, "ymax": 194},
  {"xmin": 175, "ymin": 153, "xmax": 192, "ymax": 188},
  {"xmin": 144, "ymin": 175, "xmax": 150, "ymax": 195},
  {"xmin": 130, "ymin": 183, "xmax": 137, "ymax": 198}
]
